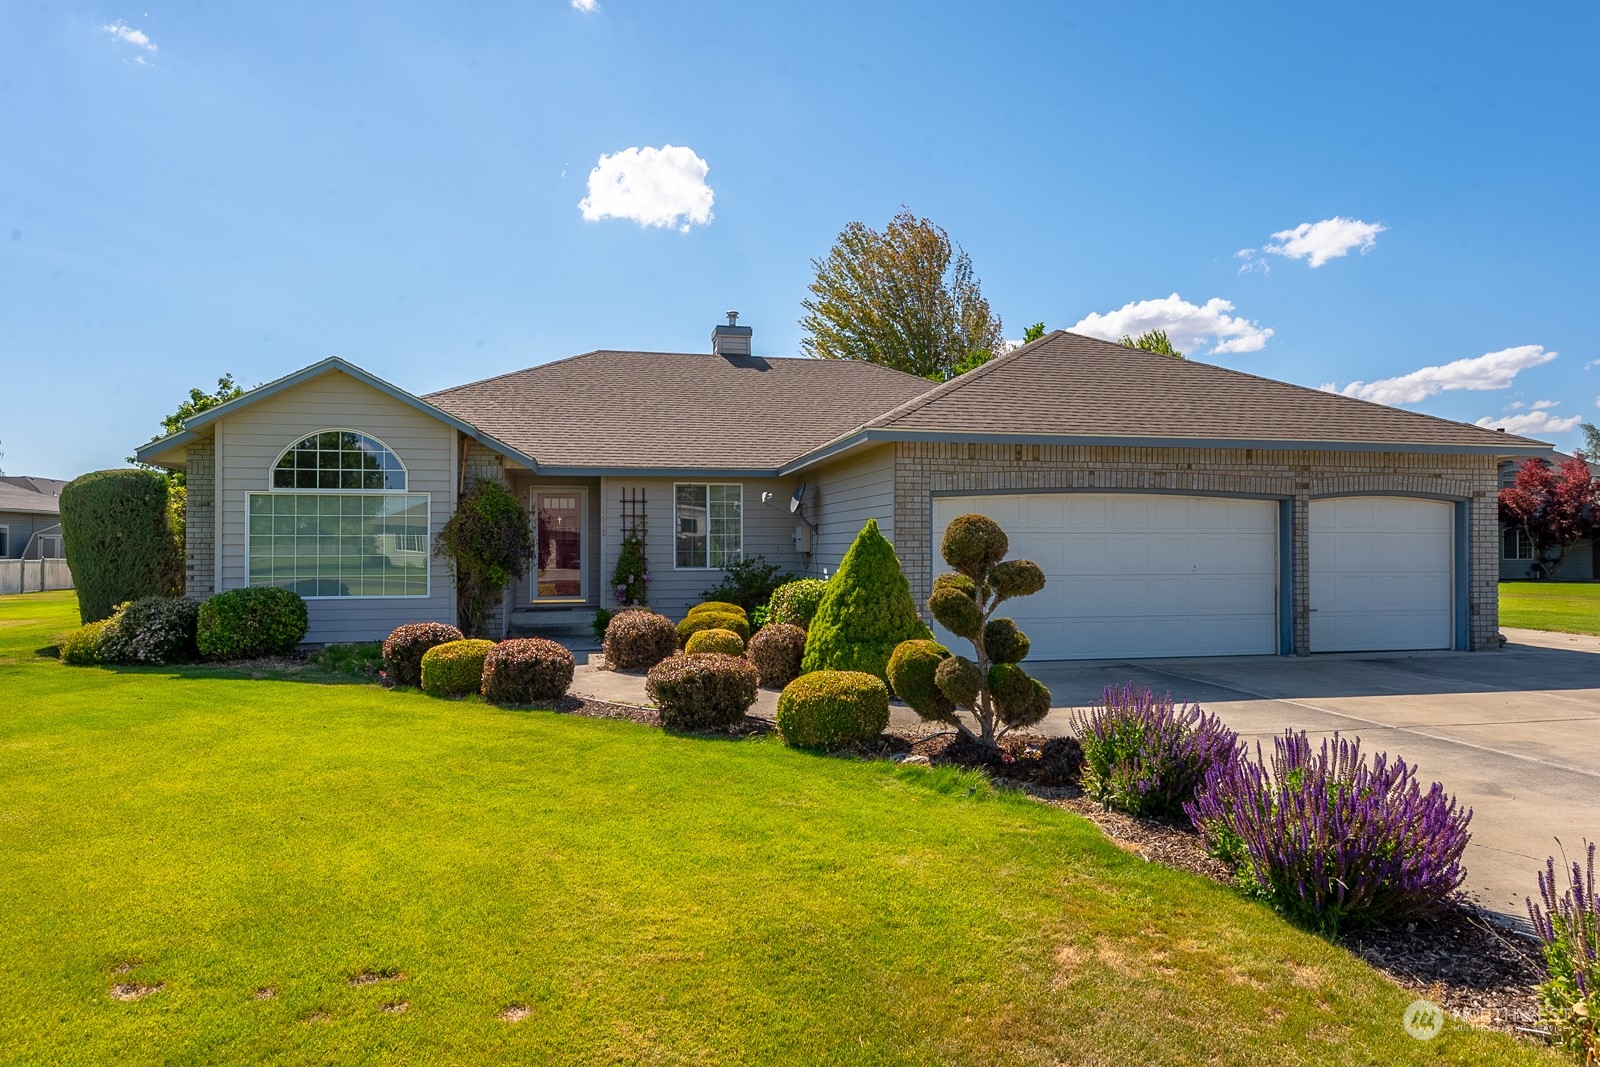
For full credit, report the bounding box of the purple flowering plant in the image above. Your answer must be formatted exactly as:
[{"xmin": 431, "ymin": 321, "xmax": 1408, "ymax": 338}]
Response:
[
  {"xmin": 1069, "ymin": 684, "xmax": 1241, "ymax": 818},
  {"xmin": 1528, "ymin": 842, "xmax": 1600, "ymax": 1061},
  {"xmin": 1185, "ymin": 731, "xmax": 1472, "ymax": 934},
  {"xmin": 610, "ymin": 519, "xmax": 650, "ymax": 607}
]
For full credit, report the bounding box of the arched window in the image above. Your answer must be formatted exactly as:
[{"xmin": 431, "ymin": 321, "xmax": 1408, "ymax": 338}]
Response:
[
  {"xmin": 272, "ymin": 430, "xmax": 407, "ymax": 491},
  {"xmin": 249, "ymin": 429, "xmax": 428, "ymax": 599}
]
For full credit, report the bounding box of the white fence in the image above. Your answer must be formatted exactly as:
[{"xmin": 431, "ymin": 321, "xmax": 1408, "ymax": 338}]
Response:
[{"xmin": 0, "ymin": 559, "xmax": 74, "ymax": 594}]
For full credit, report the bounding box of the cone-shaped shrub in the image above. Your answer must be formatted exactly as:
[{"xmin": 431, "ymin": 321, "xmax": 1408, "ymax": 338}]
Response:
[
  {"xmin": 1185, "ymin": 731, "xmax": 1472, "ymax": 934},
  {"xmin": 776, "ymin": 671, "xmax": 890, "ymax": 750},
  {"xmin": 59, "ymin": 469, "xmax": 182, "ymax": 623},
  {"xmin": 383, "ymin": 622, "xmax": 465, "ymax": 687},
  {"xmin": 886, "ymin": 639, "xmax": 954, "ymax": 722},
  {"xmin": 685, "ymin": 627, "xmax": 744, "ymax": 656},
  {"xmin": 801, "ymin": 519, "xmax": 930, "ymax": 683}
]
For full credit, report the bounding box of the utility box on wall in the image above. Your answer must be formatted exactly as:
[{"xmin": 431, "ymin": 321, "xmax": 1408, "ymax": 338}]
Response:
[{"xmin": 793, "ymin": 524, "xmax": 812, "ymax": 555}]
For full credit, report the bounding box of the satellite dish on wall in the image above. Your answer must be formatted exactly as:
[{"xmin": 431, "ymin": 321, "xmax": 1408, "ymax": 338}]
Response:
[{"xmin": 790, "ymin": 483, "xmax": 806, "ymax": 514}]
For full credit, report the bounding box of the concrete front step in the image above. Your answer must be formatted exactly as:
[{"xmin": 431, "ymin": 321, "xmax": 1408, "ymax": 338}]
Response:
[{"xmin": 507, "ymin": 607, "xmax": 599, "ymax": 641}]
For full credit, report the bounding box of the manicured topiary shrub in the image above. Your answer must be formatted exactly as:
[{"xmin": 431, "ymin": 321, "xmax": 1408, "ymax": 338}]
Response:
[
  {"xmin": 60, "ymin": 619, "xmax": 115, "ymax": 665},
  {"xmin": 776, "ymin": 671, "xmax": 890, "ymax": 750},
  {"xmin": 58, "ymin": 469, "xmax": 182, "ymax": 623},
  {"xmin": 646, "ymin": 652, "xmax": 759, "ymax": 731},
  {"xmin": 382, "ymin": 622, "xmax": 466, "ymax": 688},
  {"xmin": 886, "ymin": 639, "xmax": 955, "ymax": 722},
  {"xmin": 767, "ymin": 578, "xmax": 829, "ymax": 629},
  {"xmin": 676, "ymin": 611, "xmax": 749, "ymax": 646},
  {"xmin": 746, "ymin": 622, "xmax": 806, "ymax": 689},
  {"xmin": 801, "ymin": 519, "xmax": 930, "ymax": 684},
  {"xmin": 685, "ymin": 627, "xmax": 744, "ymax": 656},
  {"xmin": 1185, "ymin": 731, "xmax": 1472, "ymax": 934},
  {"xmin": 893, "ymin": 513, "xmax": 1050, "ymax": 749},
  {"xmin": 99, "ymin": 596, "xmax": 199, "ymax": 665},
  {"xmin": 1530, "ymin": 842, "xmax": 1600, "ymax": 1062},
  {"xmin": 481, "ymin": 637, "xmax": 575, "ymax": 704},
  {"xmin": 1070, "ymin": 684, "xmax": 1240, "ymax": 818},
  {"xmin": 688, "ymin": 600, "xmax": 748, "ymax": 620},
  {"xmin": 420, "ymin": 639, "xmax": 495, "ymax": 698},
  {"xmin": 603, "ymin": 610, "xmax": 678, "ymax": 671},
  {"xmin": 196, "ymin": 587, "xmax": 309, "ymax": 659}
]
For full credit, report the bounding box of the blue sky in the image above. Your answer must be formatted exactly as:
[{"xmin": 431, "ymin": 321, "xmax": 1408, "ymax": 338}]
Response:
[{"xmin": 2, "ymin": 1, "xmax": 1597, "ymax": 479}]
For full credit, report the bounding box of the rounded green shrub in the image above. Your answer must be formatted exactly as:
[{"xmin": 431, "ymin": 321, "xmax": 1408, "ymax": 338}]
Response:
[
  {"xmin": 983, "ymin": 617, "xmax": 1030, "ymax": 664},
  {"xmin": 60, "ymin": 619, "xmax": 115, "ymax": 665},
  {"xmin": 767, "ymin": 578, "xmax": 828, "ymax": 629},
  {"xmin": 776, "ymin": 671, "xmax": 890, "ymax": 750},
  {"xmin": 746, "ymin": 622, "xmax": 806, "ymax": 689},
  {"xmin": 929, "ymin": 584, "xmax": 983, "ymax": 640},
  {"xmin": 196, "ymin": 587, "xmax": 309, "ymax": 659},
  {"xmin": 801, "ymin": 519, "xmax": 931, "ymax": 683},
  {"xmin": 941, "ymin": 514, "xmax": 1009, "ymax": 579},
  {"xmin": 933, "ymin": 572, "xmax": 977, "ymax": 600},
  {"xmin": 688, "ymin": 601, "xmax": 747, "ymax": 620},
  {"xmin": 420, "ymin": 639, "xmax": 495, "ymax": 697},
  {"xmin": 646, "ymin": 652, "xmax": 759, "ymax": 731},
  {"xmin": 482, "ymin": 637, "xmax": 574, "ymax": 704},
  {"xmin": 382, "ymin": 622, "xmax": 466, "ymax": 688},
  {"xmin": 676, "ymin": 611, "xmax": 749, "ymax": 646},
  {"xmin": 988, "ymin": 663, "xmax": 1051, "ymax": 728},
  {"xmin": 934, "ymin": 655, "xmax": 983, "ymax": 709},
  {"xmin": 886, "ymin": 639, "xmax": 954, "ymax": 721},
  {"xmin": 99, "ymin": 596, "xmax": 199, "ymax": 665},
  {"xmin": 685, "ymin": 627, "xmax": 745, "ymax": 656},
  {"xmin": 604, "ymin": 610, "xmax": 678, "ymax": 671},
  {"xmin": 989, "ymin": 559, "xmax": 1046, "ymax": 600},
  {"xmin": 58, "ymin": 469, "xmax": 182, "ymax": 623}
]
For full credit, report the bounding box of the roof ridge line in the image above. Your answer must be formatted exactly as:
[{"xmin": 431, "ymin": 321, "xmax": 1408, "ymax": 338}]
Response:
[{"xmin": 866, "ymin": 330, "xmax": 1062, "ymax": 430}]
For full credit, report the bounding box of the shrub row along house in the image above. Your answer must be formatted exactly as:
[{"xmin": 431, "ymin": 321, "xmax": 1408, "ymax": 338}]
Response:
[{"xmin": 134, "ymin": 318, "xmax": 1550, "ymax": 656}]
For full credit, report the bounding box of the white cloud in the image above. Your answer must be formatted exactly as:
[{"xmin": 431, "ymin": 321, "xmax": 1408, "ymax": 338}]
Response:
[
  {"xmin": 1259, "ymin": 216, "xmax": 1385, "ymax": 268},
  {"xmin": 1474, "ymin": 409, "xmax": 1582, "ymax": 437},
  {"xmin": 571, "ymin": 0, "xmax": 599, "ymax": 11},
  {"xmin": 1070, "ymin": 293, "xmax": 1273, "ymax": 355},
  {"xmin": 101, "ymin": 20, "xmax": 157, "ymax": 52},
  {"xmin": 1328, "ymin": 345, "xmax": 1556, "ymax": 405},
  {"xmin": 1531, "ymin": 399, "xmax": 1558, "ymax": 410},
  {"xmin": 578, "ymin": 145, "xmax": 714, "ymax": 232},
  {"xmin": 1235, "ymin": 248, "xmax": 1270, "ymax": 275}
]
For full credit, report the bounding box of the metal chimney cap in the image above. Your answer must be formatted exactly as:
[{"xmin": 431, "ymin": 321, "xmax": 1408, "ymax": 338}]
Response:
[{"xmin": 726, "ymin": 310, "xmax": 739, "ymax": 325}]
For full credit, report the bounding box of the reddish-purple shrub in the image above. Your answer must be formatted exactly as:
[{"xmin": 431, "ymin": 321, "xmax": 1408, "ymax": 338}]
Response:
[
  {"xmin": 1185, "ymin": 731, "xmax": 1472, "ymax": 934},
  {"xmin": 646, "ymin": 653, "xmax": 759, "ymax": 731},
  {"xmin": 604, "ymin": 610, "xmax": 678, "ymax": 671},
  {"xmin": 746, "ymin": 623, "xmax": 806, "ymax": 689},
  {"xmin": 1528, "ymin": 842, "xmax": 1600, "ymax": 1060},
  {"xmin": 382, "ymin": 622, "xmax": 465, "ymax": 687},
  {"xmin": 1069, "ymin": 684, "xmax": 1240, "ymax": 817},
  {"xmin": 481, "ymin": 637, "xmax": 575, "ymax": 704}
]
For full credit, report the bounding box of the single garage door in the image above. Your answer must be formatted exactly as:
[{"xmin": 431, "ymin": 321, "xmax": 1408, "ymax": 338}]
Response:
[
  {"xmin": 1309, "ymin": 497, "xmax": 1454, "ymax": 652},
  {"xmin": 931, "ymin": 493, "xmax": 1280, "ymax": 660}
]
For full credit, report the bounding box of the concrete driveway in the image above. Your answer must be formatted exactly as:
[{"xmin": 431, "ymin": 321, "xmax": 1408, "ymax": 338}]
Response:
[
  {"xmin": 571, "ymin": 628, "xmax": 1600, "ymax": 924},
  {"xmin": 1022, "ymin": 628, "xmax": 1600, "ymax": 924}
]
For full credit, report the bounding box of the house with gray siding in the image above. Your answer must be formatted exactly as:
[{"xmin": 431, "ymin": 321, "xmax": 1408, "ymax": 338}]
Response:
[
  {"xmin": 136, "ymin": 320, "xmax": 1551, "ymax": 656},
  {"xmin": 0, "ymin": 476, "xmax": 68, "ymax": 560}
]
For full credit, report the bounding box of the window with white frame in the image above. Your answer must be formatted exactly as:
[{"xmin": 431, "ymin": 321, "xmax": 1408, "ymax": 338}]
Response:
[
  {"xmin": 248, "ymin": 430, "xmax": 429, "ymax": 598},
  {"xmin": 0, "ymin": 526, "xmax": 8, "ymax": 557},
  {"xmin": 1503, "ymin": 526, "xmax": 1534, "ymax": 560},
  {"xmin": 675, "ymin": 484, "xmax": 742, "ymax": 568}
]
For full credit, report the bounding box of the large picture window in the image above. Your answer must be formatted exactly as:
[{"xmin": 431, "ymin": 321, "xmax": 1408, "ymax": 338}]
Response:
[
  {"xmin": 675, "ymin": 483, "xmax": 742, "ymax": 569},
  {"xmin": 248, "ymin": 430, "xmax": 429, "ymax": 598}
]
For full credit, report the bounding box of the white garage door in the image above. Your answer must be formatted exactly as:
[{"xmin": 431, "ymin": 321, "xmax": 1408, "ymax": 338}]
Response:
[
  {"xmin": 931, "ymin": 493, "xmax": 1280, "ymax": 660},
  {"xmin": 1309, "ymin": 497, "xmax": 1454, "ymax": 652}
]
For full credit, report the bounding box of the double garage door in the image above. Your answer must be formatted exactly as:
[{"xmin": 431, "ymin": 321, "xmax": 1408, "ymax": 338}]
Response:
[{"xmin": 930, "ymin": 493, "xmax": 1454, "ymax": 660}]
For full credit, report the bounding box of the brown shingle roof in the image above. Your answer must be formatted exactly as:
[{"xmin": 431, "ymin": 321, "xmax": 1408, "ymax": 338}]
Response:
[
  {"xmin": 851, "ymin": 331, "xmax": 1548, "ymax": 451},
  {"xmin": 424, "ymin": 351, "xmax": 937, "ymax": 471}
]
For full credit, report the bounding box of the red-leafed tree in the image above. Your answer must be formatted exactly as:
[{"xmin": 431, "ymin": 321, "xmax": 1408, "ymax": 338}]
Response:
[{"xmin": 1499, "ymin": 457, "xmax": 1599, "ymax": 577}]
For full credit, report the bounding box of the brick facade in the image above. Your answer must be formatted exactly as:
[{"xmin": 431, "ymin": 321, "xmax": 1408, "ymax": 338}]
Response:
[
  {"xmin": 184, "ymin": 438, "xmax": 216, "ymax": 600},
  {"xmin": 891, "ymin": 442, "xmax": 1501, "ymax": 654}
]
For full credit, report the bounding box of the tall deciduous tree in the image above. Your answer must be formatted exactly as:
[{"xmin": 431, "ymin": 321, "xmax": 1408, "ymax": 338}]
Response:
[
  {"xmin": 1578, "ymin": 421, "xmax": 1600, "ymax": 465},
  {"xmin": 800, "ymin": 209, "xmax": 1003, "ymax": 381},
  {"xmin": 1120, "ymin": 329, "xmax": 1184, "ymax": 359},
  {"xmin": 1499, "ymin": 457, "xmax": 1599, "ymax": 577}
]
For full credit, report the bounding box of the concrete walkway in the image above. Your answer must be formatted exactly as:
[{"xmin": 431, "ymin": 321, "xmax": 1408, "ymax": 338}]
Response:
[{"xmin": 570, "ymin": 631, "xmax": 1600, "ymax": 923}]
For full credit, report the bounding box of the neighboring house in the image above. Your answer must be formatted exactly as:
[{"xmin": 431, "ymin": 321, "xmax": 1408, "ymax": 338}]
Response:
[
  {"xmin": 1497, "ymin": 455, "xmax": 1598, "ymax": 580},
  {"xmin": 0, "ymin": 476, "xmax": 68, "ymax": 560},
  {"xmin": 135, "ymin": 321, "xmax": 1551, "ymax": 657}
]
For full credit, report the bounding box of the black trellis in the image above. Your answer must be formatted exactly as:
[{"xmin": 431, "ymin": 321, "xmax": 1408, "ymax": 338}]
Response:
[{"xmin": 620, "ymin": 487, "xmax": 647, "ymax": 533}]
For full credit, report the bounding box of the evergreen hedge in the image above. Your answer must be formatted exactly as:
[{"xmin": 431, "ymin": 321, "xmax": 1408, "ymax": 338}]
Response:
[
  {"xmin": 59, "ymin": 469, "xmax": 182, "ymax": 623},
  {"xmin": 800, "ymin": 519, "xmax": 930, "ymax": 684}
]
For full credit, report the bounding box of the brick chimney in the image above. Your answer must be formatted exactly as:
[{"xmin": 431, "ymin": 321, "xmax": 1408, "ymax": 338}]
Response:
[{"xmin": 711, "ymin": 310, "xmax": 752, "ymax": 358}]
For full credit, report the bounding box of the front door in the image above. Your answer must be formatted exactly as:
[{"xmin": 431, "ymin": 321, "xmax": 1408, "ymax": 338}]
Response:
[{"xmin": 534, "ymin": 490, "xmax": 585, "ymax": 601}]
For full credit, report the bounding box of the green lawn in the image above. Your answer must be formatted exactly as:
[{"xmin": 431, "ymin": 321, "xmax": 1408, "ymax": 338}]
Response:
[
  {"xmin": 1501, "ymin": 580, "xmax": 1600, "ymax": 635},
  {"xmin": 0, "ymin": 593, "xmax": 1555, "ymax": 1065}
]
